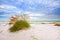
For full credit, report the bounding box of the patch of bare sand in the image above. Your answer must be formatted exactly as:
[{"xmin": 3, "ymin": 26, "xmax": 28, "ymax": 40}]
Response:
[{"xmin": 0, "ymin": 24, "xmax": 60, "ymax": 40}]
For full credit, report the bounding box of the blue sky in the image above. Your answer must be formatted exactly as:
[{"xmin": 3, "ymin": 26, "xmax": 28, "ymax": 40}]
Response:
[{"xmin": 0, "ymin": 0, "xmax": 60, "ymax": 21}]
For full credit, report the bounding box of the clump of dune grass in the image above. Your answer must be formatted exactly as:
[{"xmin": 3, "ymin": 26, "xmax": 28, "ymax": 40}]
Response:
[
  {"xmin": 54, "ymin": 22, "xmax": 60, "ymax": 26},
  {"xmin": 41, "ymin": 22, "xmax": 45, "ymax": 24},
  {"xmin": 9, "ymin": 20, "xmax": 30, "ymax": 32}
]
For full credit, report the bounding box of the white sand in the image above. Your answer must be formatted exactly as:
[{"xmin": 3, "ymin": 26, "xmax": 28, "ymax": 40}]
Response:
[{"xmin": 0, "ymin": 24, "xmax": 60, "ymax": 40}]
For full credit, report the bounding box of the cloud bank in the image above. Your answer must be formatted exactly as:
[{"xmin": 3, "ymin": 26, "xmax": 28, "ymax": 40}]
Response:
[{"xmin": 0, "ymin": 0, "xmax": 60, "ymax": 21}]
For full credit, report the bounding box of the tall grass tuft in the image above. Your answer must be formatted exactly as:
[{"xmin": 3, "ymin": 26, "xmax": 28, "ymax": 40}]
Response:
[
  {"xmin": 54, "ymin": 23, "xmax": 60, "ymax": 26},
  {"xmin": 9, "ymin": 20, "xmax": 30, "ymax": 32}
]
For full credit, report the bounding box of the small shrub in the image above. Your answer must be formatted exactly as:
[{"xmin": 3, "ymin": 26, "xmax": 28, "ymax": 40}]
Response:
[
  {"xmin": 9, "ymin": 20, "xmax": 30, "ymax": 32},
  {"xmin": 54, "ymin": 23, "xmax": 60, "ymax": 26},
  {"xmin": 41, "ymin": 23, "xmax": 45, "ymax": 24}
]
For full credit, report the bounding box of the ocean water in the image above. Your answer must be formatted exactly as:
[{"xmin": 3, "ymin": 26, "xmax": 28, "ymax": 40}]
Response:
[
  {"xmin": 0, "ymin": 20, "xmax": 60, "ymax": 24},
  {"xmin": 0, "ymin": 21, "xmax": 8, "ymax": 24},
  {"xmin": 29, "ymin": 20, "xmax": 60, "ymax": 22}
]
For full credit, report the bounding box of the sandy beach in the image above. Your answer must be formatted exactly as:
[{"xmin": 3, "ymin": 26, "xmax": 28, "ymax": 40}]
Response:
[{"xmin": 0, "ymin": 23, "xmax": 60, "ymax": 40}]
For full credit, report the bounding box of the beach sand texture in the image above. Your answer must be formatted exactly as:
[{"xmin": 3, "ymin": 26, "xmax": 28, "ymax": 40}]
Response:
[{"xmin": 0, "ymin": 24, "xmax": 60, "ymax": 40}]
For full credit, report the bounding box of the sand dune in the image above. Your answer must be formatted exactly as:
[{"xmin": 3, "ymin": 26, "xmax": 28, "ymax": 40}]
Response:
[{"xmin": 0, "ymin": 24, "xmax": 60, "ymax": 40}]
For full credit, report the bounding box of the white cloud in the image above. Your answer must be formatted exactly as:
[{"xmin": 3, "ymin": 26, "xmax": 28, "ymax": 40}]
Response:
[
  {"xmin": 9, "ymin": 0, "xmax": 60, "ymax": 13},
  {"xmin": 0, "ymin": 4, "xmax": 17, "ymax": 9},
  {"xmin": 14, "ymin": 0, "xmax": 59, "ymax": 7},
  {"xmin": 47, "ymin": 1, "xmax": 60, "ymax": 7},
  {"xmin": 0, "ymin": 13, "xmax": 12, "ymax": 17},
  {"xmin": 29, "ymin": 14, "xmax": 60, "ymax": 20},
  {"xmin": 0, "ymin": 4, "xmax": 22, "ymax": 18},
  {"xmin": 0, "ymin": 4, "xmax": 22, "ymax": 13},
  {"xmin": 23, "ymin": 11, "xmax": 45, "ymax": 16},
  {"xmin": 19, "ymin": 11, "xmax": 45, "ymax": 20},
  {"xmin": 29, "ymin": 13, "xmax": 45, "ymax": 16},
  {"xmin": 29, "ymin": 13, "xmax": 45, "ymax": 20},
  {"xmin": 29, "ymin": 17, "xmax": 39, "ymax": 20}
]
